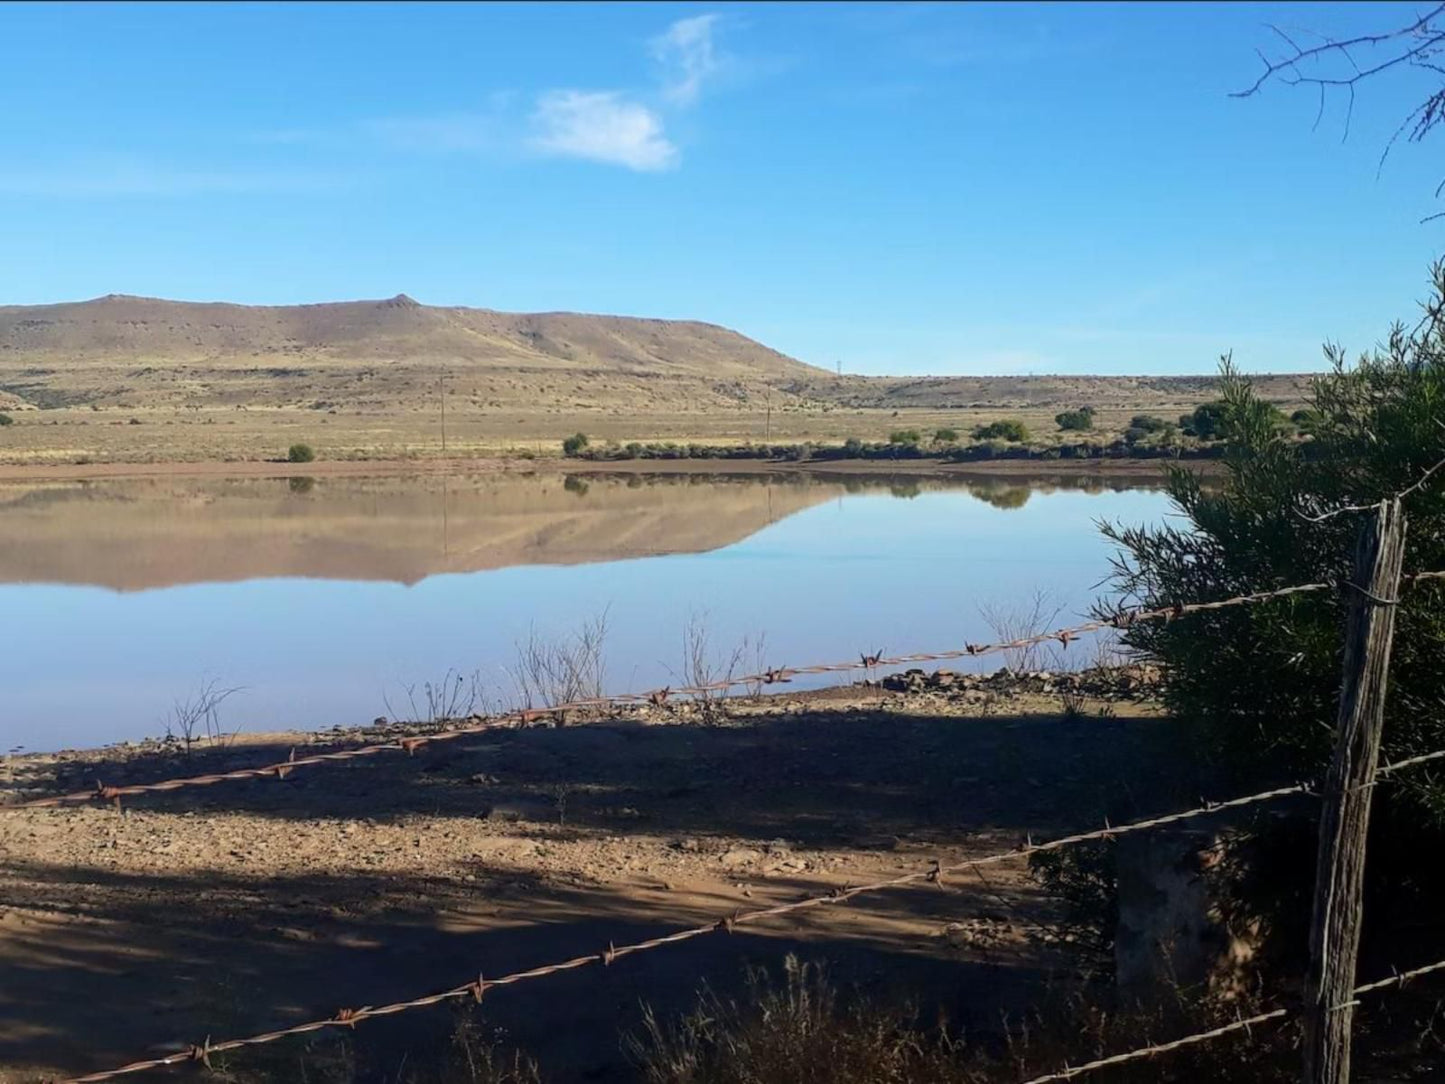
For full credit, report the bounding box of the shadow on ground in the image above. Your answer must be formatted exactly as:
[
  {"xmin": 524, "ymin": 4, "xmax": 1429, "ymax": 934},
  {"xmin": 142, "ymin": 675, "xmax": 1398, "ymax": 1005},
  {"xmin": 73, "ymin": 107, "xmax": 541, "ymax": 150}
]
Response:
[
  {"xmin": 9, "ymin": 706, "xmax": 1208, "ymax": 844},
  {"xmin": 0, "ymin": 702, "xmax": 1230, "ymax": 1081}
]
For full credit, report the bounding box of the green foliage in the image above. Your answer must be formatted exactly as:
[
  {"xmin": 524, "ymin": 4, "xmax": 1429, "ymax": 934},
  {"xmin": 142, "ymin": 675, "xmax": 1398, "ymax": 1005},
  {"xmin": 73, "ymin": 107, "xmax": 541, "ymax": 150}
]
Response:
[
  {"xmin": 933, "ymin": 427, "xmax": 959, "ymax": 443},
  {"xmin": 1179, "ymin": 401, "xmax": 1229, "ymax": 439},
  {"xmin": 0, "ymin": 412, "xmax": 12, "ymax": 427},
  {"xmin": 843, "ymin": 437, "xmax": 864, "ymax": 455},
  {"xmin": 1129, "ymin": 414, "xmax": 1169, "ymax": 432},
  {"xmin": 972, "ymin": 419, "xmax": 1030, "ymax": 442},
  {"xmin": 1054, "ymin": 407, "xmax": 1095, "ymax": 431},
  {"xmin": 286, "ymin": 442, "xmax": 315, "ymax": 463},
  {"xmin": 1103, "ymin": 293, "xmax": 1445, "ymax": 823},
  {"xmin": 1030, "ymin": 842, "xmax": 1118, "ymax": 958},
  {"xmin": 888, "ymin": 429, "xmax": 922, "ymax": 445},
  {"xmin": 1123, "ymin": 416, "xmax": 1177, "ymax": 446},
  {"xmin": 561, "ymin": 432, "xmax": 590, "ymax": 456}
]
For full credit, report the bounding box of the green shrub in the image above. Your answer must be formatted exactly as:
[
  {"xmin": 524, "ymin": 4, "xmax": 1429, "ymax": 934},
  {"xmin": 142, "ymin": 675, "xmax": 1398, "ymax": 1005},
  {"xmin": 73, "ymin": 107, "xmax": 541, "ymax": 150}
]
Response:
[
  {"xmin": 933, "ymin": 427, "xmax": 959, "ymax": 443},
  {"xmin": 1129, "ymin": 414, "xmax": 1169, "ymax": 432},
  {"xmin": 1105, "ymin": 323, "xmax": 1445, "ymax": 822},
  {"xmin": 0, "ymin": 413, "xmax": 12, "ymax": 427},
  {"xmin": 842, "ymin": 437, "xmax": 864, "ymax": 456},
  {"xmin": 888, "ymin": 429, "xmax": 922, "ymax": 445},
  {"xmin": 286, "ymin": 443, "xmax": 315, "ymax": 463},
  {"xmin": 1054, "ymin": 407, "xmax": 1095, "ymax": 431},
  {"xmin": 972, "ymin": 419, "xmax": 1030, "ymax": 442},
  {"xmin": 1179, "ymin": 401, "xmax": 1229, "ymax": 439},
  {"xmin": 561, "ymin": 432, "xmax": 589, "ymax": 456},
  {"xmin": 1290, "ymin": 407, "xmax": 1320, "ymax": 433}
]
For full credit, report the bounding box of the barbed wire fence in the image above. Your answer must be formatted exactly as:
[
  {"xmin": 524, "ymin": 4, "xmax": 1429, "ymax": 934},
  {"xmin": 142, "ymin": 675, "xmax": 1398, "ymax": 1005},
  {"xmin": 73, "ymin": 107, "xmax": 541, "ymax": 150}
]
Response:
[{"xmin": 9, "ymin": 500, "xmax": 1445, "ymax": 1083}]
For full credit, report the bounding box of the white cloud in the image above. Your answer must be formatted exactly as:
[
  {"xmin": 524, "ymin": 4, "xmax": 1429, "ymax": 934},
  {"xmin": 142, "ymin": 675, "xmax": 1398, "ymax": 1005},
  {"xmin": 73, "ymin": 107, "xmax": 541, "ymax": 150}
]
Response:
[
  {"xmin": 528, "ymin": 91, "xmax": 677, "ymax": 171},
  {"xmin": 651, "ymin": 13, "xmax": 721, "ymax": 106}
]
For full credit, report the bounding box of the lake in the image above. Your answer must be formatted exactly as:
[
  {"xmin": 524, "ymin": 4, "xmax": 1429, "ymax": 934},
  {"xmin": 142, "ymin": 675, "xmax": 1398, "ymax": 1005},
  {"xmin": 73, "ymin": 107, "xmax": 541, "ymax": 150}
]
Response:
[{"xmin": 0, "ymin": 469, "xmax": 1176, "ymax": 752}]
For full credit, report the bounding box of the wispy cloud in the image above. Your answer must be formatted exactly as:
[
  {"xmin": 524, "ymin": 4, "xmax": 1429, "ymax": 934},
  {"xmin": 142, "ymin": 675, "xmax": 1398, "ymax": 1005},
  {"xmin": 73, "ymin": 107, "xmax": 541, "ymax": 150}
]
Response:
[
  {"xmin": 528, "ymin": 91, "xmax": 678, "ymax": 172},
  {"xmin": 0, "ymin": 159, "xmax": 340, "ymax": 198},
  {"xmin": 651, "ymin": 13, "xmax": 722, "ymax": 106}
]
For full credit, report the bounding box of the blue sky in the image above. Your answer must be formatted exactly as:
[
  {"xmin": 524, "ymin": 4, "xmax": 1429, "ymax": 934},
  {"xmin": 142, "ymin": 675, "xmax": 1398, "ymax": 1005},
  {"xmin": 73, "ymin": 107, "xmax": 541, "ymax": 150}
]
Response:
[{"xmin": 1, "ymin": 2, "xmax": 1441, "ymax": 375}]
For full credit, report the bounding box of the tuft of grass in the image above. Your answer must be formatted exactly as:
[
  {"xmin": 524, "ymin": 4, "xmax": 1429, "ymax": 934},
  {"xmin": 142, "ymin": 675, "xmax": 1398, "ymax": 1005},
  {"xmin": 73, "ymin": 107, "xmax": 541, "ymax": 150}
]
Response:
[{"xmin": 628, "ymin": 956, "xmax": 970, "ymax": 1084}]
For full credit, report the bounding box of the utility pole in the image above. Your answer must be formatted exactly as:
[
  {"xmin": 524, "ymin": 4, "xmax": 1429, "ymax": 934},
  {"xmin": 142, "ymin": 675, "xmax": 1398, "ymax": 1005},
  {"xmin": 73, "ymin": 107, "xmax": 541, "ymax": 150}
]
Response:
[
  {"xmin": 765, "ymin": 386, "xmax": 772, "ymax": 443},
  {"xmin": 439, "ymin": 373, "xmax": 447, "ymax": 456}
]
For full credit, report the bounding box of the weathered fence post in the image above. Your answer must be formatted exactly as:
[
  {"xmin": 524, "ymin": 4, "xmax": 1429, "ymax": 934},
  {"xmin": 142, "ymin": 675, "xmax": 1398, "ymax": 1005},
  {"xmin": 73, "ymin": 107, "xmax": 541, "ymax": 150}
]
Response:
[{"xmin": 1301, "ymin": 498, "xmax": 1406, "ymax": 1084}]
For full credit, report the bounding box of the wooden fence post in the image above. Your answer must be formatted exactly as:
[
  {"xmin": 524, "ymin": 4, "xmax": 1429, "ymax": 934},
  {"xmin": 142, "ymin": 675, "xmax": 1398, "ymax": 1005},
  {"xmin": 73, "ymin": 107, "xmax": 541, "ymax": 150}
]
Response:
[{"xmin": 1301, "ymin": 498, "xmax": 1407, "ymax": 1084}]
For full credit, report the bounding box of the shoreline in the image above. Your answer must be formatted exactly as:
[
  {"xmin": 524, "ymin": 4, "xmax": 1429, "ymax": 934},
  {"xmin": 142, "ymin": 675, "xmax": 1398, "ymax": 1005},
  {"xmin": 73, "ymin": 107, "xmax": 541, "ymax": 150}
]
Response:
[{"xmin": 0, "ymin": 453, "xmax": 1212, "ymax": 483}]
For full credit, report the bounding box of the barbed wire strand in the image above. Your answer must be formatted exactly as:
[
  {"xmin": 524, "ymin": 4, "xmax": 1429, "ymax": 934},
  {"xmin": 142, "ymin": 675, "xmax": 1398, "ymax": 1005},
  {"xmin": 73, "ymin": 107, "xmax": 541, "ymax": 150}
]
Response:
[
  {"xmin": 15, "ymin": 570, "xmax": 1445, "ymax": 812},
  {"xmin": 1017, "ymin": 957, "xmax": 1445, "ymax": 1084},
  {"xmin": 55, "ymin": 750, "xmax": 1443, "ymax": 1083}
]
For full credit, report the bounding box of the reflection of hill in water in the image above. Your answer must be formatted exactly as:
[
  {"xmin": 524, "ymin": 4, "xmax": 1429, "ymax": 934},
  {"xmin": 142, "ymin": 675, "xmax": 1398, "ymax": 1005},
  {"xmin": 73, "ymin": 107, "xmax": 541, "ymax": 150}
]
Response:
[{"xmin": 0, "ymin": 470, "xmax": 1163, "ymax": 591}]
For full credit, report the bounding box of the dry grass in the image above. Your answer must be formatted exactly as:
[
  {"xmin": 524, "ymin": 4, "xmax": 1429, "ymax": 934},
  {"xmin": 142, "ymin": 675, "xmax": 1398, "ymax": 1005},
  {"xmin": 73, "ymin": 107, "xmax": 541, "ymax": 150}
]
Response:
[{"xmin": 624, "ymin": 955, "xmax": 1301, "ymax": 1084}]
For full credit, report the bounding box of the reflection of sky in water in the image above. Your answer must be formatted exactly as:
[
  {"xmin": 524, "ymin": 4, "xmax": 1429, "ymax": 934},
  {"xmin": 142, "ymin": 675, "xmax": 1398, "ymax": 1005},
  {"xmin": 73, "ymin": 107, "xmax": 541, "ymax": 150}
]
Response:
[{"xmin": 1, "ymin": 487, "xmax": 1171, "ymax": 752}]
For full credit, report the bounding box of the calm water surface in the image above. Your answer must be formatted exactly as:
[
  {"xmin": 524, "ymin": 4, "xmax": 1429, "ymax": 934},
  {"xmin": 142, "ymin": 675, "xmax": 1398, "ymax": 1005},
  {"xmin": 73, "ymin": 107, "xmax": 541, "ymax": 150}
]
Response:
[{"xmin": 0, "ymin": 470, "xmax": 1175, "ymax": 752}]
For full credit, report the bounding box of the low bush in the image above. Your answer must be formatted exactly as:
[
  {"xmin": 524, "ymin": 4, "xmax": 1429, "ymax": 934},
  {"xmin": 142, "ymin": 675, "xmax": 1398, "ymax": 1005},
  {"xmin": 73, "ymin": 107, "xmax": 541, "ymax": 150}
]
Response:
[
  {"xmin": 972, "ymin": 419, "xmax": 1030, "ymax": 442},
  {"xmin": 0, "ymin": 412, "xmax": 12, "ymax": 427},
  {"xmin": 287, "ymin": 442, "xmax": 315, "ymax": 463},
  {"xmin": 1055, "ymin": 407, "xmax": 1095, "ymax": 431},
  {"xmin": 561, "ymin": 432, "xmax": 590, "ymax": 457},
  {"xmin": 1128, "ymin": 414, "xmax": 1170, "ymax": 432},
  {"xmin": 933, "ymin": 427, "xmax": 959, "ymax": 443},
  {"xmin": 888, "ymin": 429, "xmax": 922, "ymax": 445}
]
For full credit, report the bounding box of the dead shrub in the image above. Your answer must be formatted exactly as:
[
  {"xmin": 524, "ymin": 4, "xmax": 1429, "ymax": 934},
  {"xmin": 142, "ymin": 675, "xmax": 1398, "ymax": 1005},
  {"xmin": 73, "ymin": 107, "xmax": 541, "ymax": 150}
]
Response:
[{"xmin": 507, "ymin": 611, "xmax": 609, "ymax": 724}]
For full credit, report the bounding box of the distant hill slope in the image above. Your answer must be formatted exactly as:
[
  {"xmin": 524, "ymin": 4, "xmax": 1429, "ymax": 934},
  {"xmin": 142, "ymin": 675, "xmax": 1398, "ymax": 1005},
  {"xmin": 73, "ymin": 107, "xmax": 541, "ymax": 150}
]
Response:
[{"xmin": 0, "ymin": 293, "xmax": 820, "ymax": 373}]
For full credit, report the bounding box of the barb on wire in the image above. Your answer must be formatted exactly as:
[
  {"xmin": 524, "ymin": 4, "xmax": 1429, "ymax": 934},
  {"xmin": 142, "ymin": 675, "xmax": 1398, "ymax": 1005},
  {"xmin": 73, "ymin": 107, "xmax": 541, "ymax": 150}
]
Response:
[
  {"xmin": 1017, "ymin": 1007, "xmax": 1293, "ymax": 1084},
  {"xmin": 26, "ymin": 571, "xmax": 1445, "ymax": 813},
  {"xmin": 1019, "ymin": 956, "xmax": 1445, "ymax": 1084}
]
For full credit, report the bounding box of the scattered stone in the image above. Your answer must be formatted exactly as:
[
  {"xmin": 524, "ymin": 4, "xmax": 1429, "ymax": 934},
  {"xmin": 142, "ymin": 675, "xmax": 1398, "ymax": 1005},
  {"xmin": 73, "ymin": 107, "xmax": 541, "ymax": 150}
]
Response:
[{"xmin": 719, "ymin": 847, "xmax": 761, "ymax": 869}]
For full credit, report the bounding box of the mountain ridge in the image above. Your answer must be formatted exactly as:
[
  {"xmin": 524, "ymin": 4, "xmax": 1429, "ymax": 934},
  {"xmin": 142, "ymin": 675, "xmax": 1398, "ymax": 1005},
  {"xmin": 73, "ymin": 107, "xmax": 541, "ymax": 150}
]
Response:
[{"xmin": 0, "ymin": 292, "xmax": 821, "ymax": 381}]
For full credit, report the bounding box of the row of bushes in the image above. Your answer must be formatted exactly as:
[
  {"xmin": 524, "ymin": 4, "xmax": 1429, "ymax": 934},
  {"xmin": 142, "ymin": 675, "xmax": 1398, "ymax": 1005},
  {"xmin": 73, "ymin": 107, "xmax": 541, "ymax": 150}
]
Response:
[
  {"xmin": 564, "ymin": 434, "xmax": 1225, "ymax": 464},
  {"xmin": 1053, "ymin": 401, "xmax": 1313, "ymax": 440}
]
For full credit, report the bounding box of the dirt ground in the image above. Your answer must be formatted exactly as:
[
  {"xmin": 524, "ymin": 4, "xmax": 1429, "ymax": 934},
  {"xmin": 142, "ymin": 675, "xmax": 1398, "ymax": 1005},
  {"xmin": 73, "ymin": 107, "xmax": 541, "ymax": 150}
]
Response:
[{"xmin": 0, "ymin": 675, "xmax": 1189, "ymax": 1083}]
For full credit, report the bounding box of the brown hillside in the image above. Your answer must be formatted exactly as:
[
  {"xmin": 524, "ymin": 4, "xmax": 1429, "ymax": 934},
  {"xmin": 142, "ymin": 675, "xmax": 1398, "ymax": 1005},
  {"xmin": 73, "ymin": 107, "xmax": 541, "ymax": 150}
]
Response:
[
  {"xmin": 0, "ymin": 293, "xmax": 1320, "ymax": 466},
  {"xmin": 0, "ymin": 294, "xmax": 823, "ymax": 413}
]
